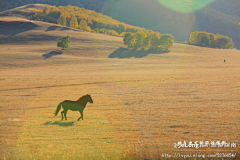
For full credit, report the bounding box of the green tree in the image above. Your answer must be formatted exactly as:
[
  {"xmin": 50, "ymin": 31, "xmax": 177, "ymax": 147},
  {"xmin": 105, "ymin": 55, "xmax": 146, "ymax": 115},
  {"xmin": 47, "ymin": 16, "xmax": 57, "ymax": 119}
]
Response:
[
  {"xmin": 69, "ymin": 16, "xmax": 78, "ymax": 28},
  {"xmin": 217, "ymin": 35, "xmax": 234, "ymax": 49},
  {"xmin": 149, "ymin": 32, "xmax": 161, "ymax": 49},
  {"xmin": 142, "ymin": 34, "xmax": 150, "ymax": 49},
  {"xmin": 134, "ymin": 32, "xmax": 145, "ymax": 49},
  {"xmin": 123, "ymin": 32, "xmax": 133, "ymax": 47},
  {"xmin": 160, "ymin": 34, "xmax": 174, "ymax": 50},
  {"xmin": 116, "ymin": 24, "xmax": 126, "ymax": 34},
  {"xmin": 45, "ymin": 15, "xmax": 57, "ymax": 23},
  {"xmin": 198, "ymin": 32, "xmax": 210, "ymax": 47},
  {"xmin": 57, "ymin": 36, "xmax": 71, "ymax": 49},
  {"xmin": 57, "ymin": 16, "xmax": 67, "ymax": 26},
  {"xmin": 208, "ymin": 33, "xmax": 217, "ymax": 48}
]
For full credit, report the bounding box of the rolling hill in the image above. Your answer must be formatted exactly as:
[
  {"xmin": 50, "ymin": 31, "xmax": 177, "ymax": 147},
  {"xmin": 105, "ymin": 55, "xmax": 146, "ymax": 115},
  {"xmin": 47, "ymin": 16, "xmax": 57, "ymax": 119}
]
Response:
[
  {"xmin": 1, "ymin": 4, "xmax": 240, "ymax": 160},
  {"xmin": 0, "ymin": 16, "xmax": 124, "ymax": 61},
  {"xmin": 0, "ymin": 0, "xmax": 239, "ymax": 49},
  {"xmin": 107, "ymin": 0, "xmax": 240, "ymax": 49}
]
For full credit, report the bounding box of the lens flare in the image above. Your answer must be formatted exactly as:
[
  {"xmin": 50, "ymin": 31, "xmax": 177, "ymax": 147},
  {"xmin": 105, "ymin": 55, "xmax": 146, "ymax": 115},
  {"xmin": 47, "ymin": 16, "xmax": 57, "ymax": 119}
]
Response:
[{"xmin": 157, "ymin": 0, "xmax": 215, "ymax": 13}]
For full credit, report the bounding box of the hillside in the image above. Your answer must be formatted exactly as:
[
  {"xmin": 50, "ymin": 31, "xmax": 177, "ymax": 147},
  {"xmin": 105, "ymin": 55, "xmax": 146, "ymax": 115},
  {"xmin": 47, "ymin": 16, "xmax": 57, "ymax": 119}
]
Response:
[
  {"xmin": 0, "ymin": 14, "xmax": 239, "ymax": 63},
  {"xmin": 0, "ymin": 4, "xmax": 147, "ymax": 37},
  {"xmin": 107, "ymin": 0, "xmax": 240, "ymax": 49},
  {"xmin": 0, "ymin": 4, "xmax": 48, "ymax": 18},
  {"xmin": 0, "ymin": 0, "xmax": 107, "ymax": 13},
  {"xmin": 0, "ymin": 16, "xmax": 124, "ymax": 61},
  {"xmin": 1, "ymin": 13, "xmax": 240, "ymax": 160},
  {"xmin": 0, "ymin": 1, "xmax": 239, "ymax": 49}
]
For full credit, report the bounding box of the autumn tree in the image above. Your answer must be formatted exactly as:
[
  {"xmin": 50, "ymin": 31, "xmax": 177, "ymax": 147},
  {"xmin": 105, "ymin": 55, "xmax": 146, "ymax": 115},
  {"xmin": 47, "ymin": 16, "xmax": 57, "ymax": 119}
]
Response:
[
  {"xmin": 79, "ymin": 20, "xmax": 91, "ymax": 31},
  {"xmin": 189, "ymin": 31, "xmax": 234, "ymax": 49},
  {"xmin": 189, "ymin": 32, "xmax": 198, "ymax": 45},
  {"xmin": 69, "ymin": 16, "xmax": 78, "ymax": 28}
]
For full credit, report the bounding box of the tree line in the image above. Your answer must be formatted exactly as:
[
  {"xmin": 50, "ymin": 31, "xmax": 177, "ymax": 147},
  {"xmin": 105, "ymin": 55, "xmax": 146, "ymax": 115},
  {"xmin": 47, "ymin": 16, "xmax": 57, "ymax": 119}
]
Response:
[
  {"xmin": 34, "ymin": 5, "xmax": 176, "ymax": 53},
  {"xmin": 189, "ymin": 31, "xmax": 234, "ymax": 49},
  {"xmin": 33, "ymin": 5, "xmax": 234, "ymax": 52},
  {"xmin": 34, "ymin": 5, "xmax": 144, "ymax": 36},
  {"xmin": 123, "ymin": 31, "xmax": 174, "ymax": 51}
]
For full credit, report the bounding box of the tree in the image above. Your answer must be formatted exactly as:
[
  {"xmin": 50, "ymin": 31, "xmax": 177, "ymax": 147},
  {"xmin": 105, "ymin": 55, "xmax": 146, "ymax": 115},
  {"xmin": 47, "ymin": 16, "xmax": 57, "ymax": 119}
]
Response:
[
  {"xmin": 189, "ymin": 31, "xmax": 234, "ymax": 49},
  {"xmin": 142, "ymin": 34, "xmax": 150, "ymax": 49},
  {"xmin": 160, "ymin": 34, "xmax": 174, "ymax": 50},
  {"xmin": 57, "ymin": 36, "xmax": 71, "ymax": 49},
  {"xmin": 116, "ymin": 24, "xmax": 126, "ymax": 34},
  {"xmin": 208, "ymin": 33, "xmax": 217, "ymax": 48},
  {"xmin": 134, "ymin": 32, "xmax": 145, "ymax": 49},
  {"xmin": 57, "ymin": 16, "xmax": 67, "ymax": 26},
  {"xmin": 189, "ymin": 31, "xmax": 198, "ymax": 45},
  {"xmin": 216, "ymin": 35, "xmax": 234, "ymax": 49},
  {"xmin": 79, "ymin": 20, "xmax": 88, "ymax": 30},
  {"xmin": 123, "ymin": 32, "xmax": 134, "ymax": 47},
  {"xmin": 123, "ymin": 31, "xmax": 174, "ymax": 50},
  {"xmin": 69, "ymin": 16, "xmax": 78, "ymax": 28},
  {"xmin": 149, "ymin": 32, "xmax": 161, "ymax": 49}
]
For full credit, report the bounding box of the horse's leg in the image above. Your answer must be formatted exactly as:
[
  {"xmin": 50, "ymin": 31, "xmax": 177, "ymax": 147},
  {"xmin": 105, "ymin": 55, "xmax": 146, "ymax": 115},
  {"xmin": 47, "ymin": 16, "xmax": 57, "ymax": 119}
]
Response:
[
  {"xmin": 64, "ymin": 109, "xmax": 68, "ymax": 120},
  {"xmin": 81, "ymin": 111, "xmax": 84, "ymax": 120},
  {"xmin": 78, "ymin": 110, "xmax": 83, "ymax": 121},
  {"xmin": 61, "ymin": 110, "xmax": 64, "ymax": 120}
]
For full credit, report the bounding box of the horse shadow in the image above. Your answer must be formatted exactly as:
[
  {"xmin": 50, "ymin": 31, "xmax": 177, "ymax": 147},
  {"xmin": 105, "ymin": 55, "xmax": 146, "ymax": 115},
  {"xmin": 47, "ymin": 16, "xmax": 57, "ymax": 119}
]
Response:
[
  {"xmin": 108, "ymin": 47, "xmax": 169, "ymax": 59},
  {"xmin": 44, "ymin": 121, "xmax": 75, "ymax": 127},
  {"xmin": 42, "ymin": 51, "xmax": 63, "ymax": 59}
]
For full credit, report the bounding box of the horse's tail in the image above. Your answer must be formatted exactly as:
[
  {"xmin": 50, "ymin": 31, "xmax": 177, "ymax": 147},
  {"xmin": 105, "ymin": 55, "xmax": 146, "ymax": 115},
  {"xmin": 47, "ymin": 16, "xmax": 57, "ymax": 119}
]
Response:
[{"xmin": 55, "ymin": 102, "xmax": 62, "ymax": 116}]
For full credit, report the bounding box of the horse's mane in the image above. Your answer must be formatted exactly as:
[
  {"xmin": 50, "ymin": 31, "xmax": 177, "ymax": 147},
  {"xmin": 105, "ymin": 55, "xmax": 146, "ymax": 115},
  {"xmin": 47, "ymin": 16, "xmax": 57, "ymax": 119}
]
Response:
[{"xmin": 76, "ymin": 94, "xmax": 89, "ymax": 101}]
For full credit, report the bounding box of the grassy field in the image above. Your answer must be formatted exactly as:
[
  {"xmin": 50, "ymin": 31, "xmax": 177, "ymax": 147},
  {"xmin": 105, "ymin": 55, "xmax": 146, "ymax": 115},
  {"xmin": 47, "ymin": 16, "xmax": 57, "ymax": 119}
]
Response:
[{"xmin": 0, "ymin": 17, "xmax": 239, "ymax": 159}]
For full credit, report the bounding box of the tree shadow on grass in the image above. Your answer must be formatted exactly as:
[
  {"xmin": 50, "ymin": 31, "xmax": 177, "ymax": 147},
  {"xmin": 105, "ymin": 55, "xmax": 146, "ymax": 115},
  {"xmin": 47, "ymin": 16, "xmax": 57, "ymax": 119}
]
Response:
[
  {"xmin": 108, "ymin": 47, "xmax": 169, "ymax": 59},
  {"xmin": 44, "ymin": 121, "xmax": 75, "ymax": 127},
  {"xmin": 45, "ymin": 25, "xmax": 62, "ymax": 32},
  {"xmin": 42, "ymin": 51, "xmax": 63, "ymax": 59}
]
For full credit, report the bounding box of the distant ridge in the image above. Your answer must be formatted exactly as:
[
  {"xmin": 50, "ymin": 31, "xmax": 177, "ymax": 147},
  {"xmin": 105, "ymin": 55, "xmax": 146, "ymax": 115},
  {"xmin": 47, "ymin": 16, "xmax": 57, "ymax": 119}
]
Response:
[
  {"xmin": 0, "ymin": 4, "xmax": 48, "ymax": 18},
  {"xmin": 0, "ymin": 1, "xmax": 239, "ymax": 49}
]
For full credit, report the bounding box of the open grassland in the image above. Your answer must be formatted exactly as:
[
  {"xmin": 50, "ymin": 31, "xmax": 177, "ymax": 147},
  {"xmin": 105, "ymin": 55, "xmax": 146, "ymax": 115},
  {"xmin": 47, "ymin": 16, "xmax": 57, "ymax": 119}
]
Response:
[{"xmin": 0, "ymin": 17, "xmax": 240, "ymax": 159}]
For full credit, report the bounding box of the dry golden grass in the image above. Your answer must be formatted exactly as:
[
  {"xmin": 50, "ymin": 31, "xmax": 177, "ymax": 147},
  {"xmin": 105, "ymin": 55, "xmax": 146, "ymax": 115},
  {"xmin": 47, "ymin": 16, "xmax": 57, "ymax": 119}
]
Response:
[{"xmin": 0, "ymin": 17, "xmax": 239, "ymax": 159}]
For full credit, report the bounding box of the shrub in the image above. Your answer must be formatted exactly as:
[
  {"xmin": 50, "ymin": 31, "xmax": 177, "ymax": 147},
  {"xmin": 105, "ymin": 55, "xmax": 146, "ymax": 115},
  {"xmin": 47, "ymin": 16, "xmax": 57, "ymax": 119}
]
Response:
[{"xmin": 57, "ymin": 36, "xmax": 71, "ymax": 49}]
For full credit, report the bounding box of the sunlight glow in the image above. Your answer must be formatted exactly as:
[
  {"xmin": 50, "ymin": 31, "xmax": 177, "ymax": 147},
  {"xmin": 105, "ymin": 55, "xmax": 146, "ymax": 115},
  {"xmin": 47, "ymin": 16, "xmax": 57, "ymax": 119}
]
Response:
[{"xmin": 157, "ymin": 0, "xmax": 215, "ymax": 13}]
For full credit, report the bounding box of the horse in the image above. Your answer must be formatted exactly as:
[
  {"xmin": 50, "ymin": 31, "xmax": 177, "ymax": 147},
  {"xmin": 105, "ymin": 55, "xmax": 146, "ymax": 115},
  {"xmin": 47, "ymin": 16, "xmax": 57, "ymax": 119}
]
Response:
[{"xmin": 54, "ymin": 94, "xmax": 93, "ymax": 121}]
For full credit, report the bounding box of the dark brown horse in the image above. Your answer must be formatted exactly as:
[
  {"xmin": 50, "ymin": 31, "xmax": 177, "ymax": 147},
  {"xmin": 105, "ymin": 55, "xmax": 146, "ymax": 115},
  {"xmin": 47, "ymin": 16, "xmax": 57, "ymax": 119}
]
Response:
[{"xmin": 55, "ymin": 94, "xmax": 93, "ymax": 121}]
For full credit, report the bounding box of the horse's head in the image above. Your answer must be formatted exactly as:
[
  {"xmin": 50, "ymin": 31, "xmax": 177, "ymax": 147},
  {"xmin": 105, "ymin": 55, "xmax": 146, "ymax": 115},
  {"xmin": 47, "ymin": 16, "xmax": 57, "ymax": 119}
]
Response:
[
  {"xmin": 86, "ymin": 94, "xmax": 93, "ymax": 103},
  {"xmin": 77, "ymin": 94, "xmax": 93, "ymax": 104}
]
